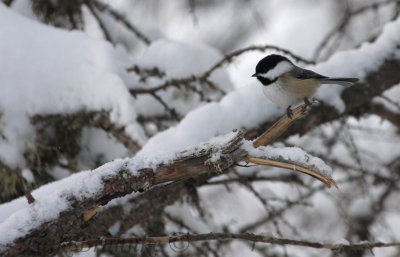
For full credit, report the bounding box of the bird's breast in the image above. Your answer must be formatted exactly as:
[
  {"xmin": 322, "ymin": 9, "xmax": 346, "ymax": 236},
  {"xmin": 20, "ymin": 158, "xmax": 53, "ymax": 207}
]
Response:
[
  {"xmin": 278, "ymin": 74, "xmax": 319, "ymax": 98},
  {"xmin": 262, "ymin": 82, "xmax": 300, "ymax": 107}
]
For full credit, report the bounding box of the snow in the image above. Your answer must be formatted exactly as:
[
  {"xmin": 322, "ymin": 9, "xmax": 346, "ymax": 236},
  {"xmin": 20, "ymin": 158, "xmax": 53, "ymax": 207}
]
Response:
[
  {"xmin": 1, "ymin": 1, "xmax": 399, "ymax": 170},
  {"xmin": 129, "ymin": 38, "xmax": 234, "ymax": 117},
  {"xmin": 0, "ymin": 130, "xmax": 241, "ymax": 249},
  {"xmin": 243, "ymin": 141, "xmax": 333, "ymax": 178},
  {"xmin": 108, "ymin": 221, "xmax": 121, "ymax": 236},
  {"xmin": 136, "ymin": 85, "xmax": 281, "ymax": 158},
  {"xmin": 0, "ymin": 158, "xmax": 127, "ymax": 251},
  {"xmin": 21, "ymin": 168, "xmax": 35, "ymax": 183},
  {"xmin": 134, "ymin": 39, "xmax": 227, "ymax": 81},
  {"xmin": 373, "ymin": 84, "xmax": 400, "ymax": 113},
  {"xmin": 135, "ymin": 15, "xmax": 400, "ymax": 158},
  {"xmin": 77, "ymin": 127, "xmax": 132, "ymax": 171},
  {"xmin": 0, "ymin": 4, "xmax": 136, "ymax": 168},
  {"xmin": 127, "ymin": 130, "xmax": 241, "ymax": 171},
  {"xmin": 313, "ymin": 17, "xmax": 400, "ymax": 111},
  {"xmin": 1, "ymin": 1, "xmax": 400, "ymax": 256},
  {"xmin": 198, "ymin": 184, "xmax": 267, "ymax": 232}
]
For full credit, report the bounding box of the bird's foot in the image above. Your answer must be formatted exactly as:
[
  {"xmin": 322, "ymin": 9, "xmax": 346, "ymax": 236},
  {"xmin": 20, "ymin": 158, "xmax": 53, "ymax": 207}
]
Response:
[
  {"xmin": 286, "ymin": 105, "xmax": 293, "ymax": 119},
  {"xmin": 303, "ymin": 97, "xmax": 312, "ymax": 107},
  {"xmin": 304, "ymin": 97, "xmax": 319, "ymax": 107}
]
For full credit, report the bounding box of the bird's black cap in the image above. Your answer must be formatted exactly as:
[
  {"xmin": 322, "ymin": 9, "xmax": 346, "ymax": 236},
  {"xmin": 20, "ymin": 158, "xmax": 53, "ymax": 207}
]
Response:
[{"xmin": 254, "ymin": 54, "xmax": 292, "ymax": 75}]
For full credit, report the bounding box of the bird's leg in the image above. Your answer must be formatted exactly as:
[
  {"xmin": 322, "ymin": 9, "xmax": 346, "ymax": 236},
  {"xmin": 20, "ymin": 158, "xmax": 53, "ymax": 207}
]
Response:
[
  {"xmin": 286, "ymin": 105, "xmax": 293, "ymax": 119},
  {"xmin": 303, "ymin": 97, "xmax": 312, "ymax": 107}
]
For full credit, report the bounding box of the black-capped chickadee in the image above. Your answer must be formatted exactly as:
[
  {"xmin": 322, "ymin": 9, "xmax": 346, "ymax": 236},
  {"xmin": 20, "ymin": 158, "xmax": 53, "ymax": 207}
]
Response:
[{"xmin": 252, "ymin": 54, "xmax": 359, "ymax": 118}]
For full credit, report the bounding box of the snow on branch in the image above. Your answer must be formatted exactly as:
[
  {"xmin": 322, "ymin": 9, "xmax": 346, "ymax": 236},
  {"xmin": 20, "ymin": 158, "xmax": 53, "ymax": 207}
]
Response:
[{"xmin": 0, "ymin": 105, "xmax": 335, "ymax": 256}]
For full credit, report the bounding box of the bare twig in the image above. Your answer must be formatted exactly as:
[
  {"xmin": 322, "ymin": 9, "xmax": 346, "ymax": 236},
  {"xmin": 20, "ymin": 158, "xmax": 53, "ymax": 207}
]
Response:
[
  {"xmin": 3, "ymin": 109, "xmax": 337, "ymax": 256},
  {"xmin": 86, "ymin": 3, "xmax": 113, "ymax": 43},
  {"xmin": 370, "ymin": 103, "xmax": 400, "ymax": 130},
  {"xmin": 24, "ymin": 192, "xmax": 35, "ymax": 204},
  {"xmin": 314, "ymin": 0, "xmax": 399, "ymax": 60},
  {"xmin": 2, "ymin": 0, "xmax": 14, "ymax": 6},
  {"xmin": 246, "ymin": 157, "xmax": 337, "ymax": 189},
  {"xmin": 127, "ymin": 65, "xmax": 166, "ymax": 81},
  {"xmin": 62, "ymin": 232, "xmax": 400, "ymax": 252},
  {"xmin": 203, "ymin": 174, "xmax": 305, "ymax": 186},
  {"xmin": 32, "ymin": 111, "xmax": 141, "ymax": 154},
  {"xmin": 5, "ymin": 57, "xmax": 400, "ymax": 256},
  {"xmin": 150, "ymin": 92, "xmax": 181, "ymax": 121},
  {"xmin": 129, "ymin": 44, "xmax": 312, "ymax": 97},
  {"xmin": 201, "ymin": 45, "xmax": 315, "ymax": 81},
  {"xmin": 130, "ymin": 76, "xmax": 200, "ymax": 96},
  {"xmin": 378, "ymin": 95, "xmax": 400, "ymax": 111},
  {"xmin": 253, "ymin": 104, "xmax": 309, "ymax": 147},
  {"xmin": 93, "ymin": 0, "xmax": 151, "ymax": 45},
  {"xmin": 231, "ymin": 169, "xmax": 302, "ymax": 237}
]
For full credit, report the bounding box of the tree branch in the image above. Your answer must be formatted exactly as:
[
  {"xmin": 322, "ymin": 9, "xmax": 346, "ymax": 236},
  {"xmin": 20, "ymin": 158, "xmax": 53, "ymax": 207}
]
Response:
[
  {"xmin": 2, "ymin": 108, "xmax": 335, "ymax": 256},
  {"xmin": 129, "ymin": 44, "xmax": 314, "ymax": 96},
  {"xmin": 314, "ymin": 0, "xmax": 400, "ymax": 60},
  {"xmin": 86, "ymin": 2, "xmax": 114, "ymax": 43},
  {"xmin": 62, "ymin": 232, "xmax": 400, "ymax": 252},
  {"xmin": 92, "ymin": 0, "xmax": 151, "ymax": 45},
  {"xmin": 253, "ymin": 104, "xmax": 309, "ymax": 147},
  {"xmin": 246, "ymin": 157, "xmax": 337, "ymax": 189}
]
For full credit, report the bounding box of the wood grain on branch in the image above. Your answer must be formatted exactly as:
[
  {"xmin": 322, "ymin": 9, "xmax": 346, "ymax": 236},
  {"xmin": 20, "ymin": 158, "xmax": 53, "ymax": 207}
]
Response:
[
  {"xmin": 253, "ymin": 104, "xmax": 309, "ymax": 147},
  {"xmin": 4, "ymin": 48, "xmax": 400, "ymax": 257},
  {"xmin": 86, "ymin": 44, "xmax": 400, "ymax": 257},
  {"xmin": 2, "ymin": 108, "xmax": 335, "ymax": 256}
]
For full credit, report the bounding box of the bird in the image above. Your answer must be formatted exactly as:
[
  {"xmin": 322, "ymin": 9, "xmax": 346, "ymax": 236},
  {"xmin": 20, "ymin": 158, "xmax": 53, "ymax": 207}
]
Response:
[{"xmin": 252, "ymin": 54, "xmax": 359, "ymax": 118}]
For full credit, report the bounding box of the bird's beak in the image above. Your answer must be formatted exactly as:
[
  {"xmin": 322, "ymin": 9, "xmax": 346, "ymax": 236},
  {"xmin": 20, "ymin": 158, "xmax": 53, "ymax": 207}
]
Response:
[{"xmin": 252, "ymin": 73, "xmax": 258, "ymax": 77}]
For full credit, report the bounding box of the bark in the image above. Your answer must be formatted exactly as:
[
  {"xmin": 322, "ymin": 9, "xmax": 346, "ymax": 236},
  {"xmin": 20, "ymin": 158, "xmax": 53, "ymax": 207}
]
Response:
[{"xmin": 2, "ymin": 57, "xmax": 400, "ymax": 257}]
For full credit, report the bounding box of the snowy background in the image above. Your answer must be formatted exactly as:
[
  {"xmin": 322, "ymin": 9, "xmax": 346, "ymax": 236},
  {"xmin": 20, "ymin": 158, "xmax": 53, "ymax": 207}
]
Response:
[{"xmin": 1, "ymin": 0, "xmax": 400, "ymax": 256}]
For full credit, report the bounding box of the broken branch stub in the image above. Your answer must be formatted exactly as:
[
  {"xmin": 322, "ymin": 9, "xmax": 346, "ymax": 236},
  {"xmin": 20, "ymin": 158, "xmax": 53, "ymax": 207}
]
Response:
[{"xmin": 253, "ymin": 104, "xmax": 309, "ymax": 147}]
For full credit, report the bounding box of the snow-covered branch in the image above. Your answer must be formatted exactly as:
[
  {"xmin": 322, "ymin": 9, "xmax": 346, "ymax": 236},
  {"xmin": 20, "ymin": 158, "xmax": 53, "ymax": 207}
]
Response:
[
  {"xmin": 2, "ymin": 2, "xmax": 400, "ymax": 257},
  {"xmin": 0, "ymin": 108, "xmax": 335, "ymax": 256}
]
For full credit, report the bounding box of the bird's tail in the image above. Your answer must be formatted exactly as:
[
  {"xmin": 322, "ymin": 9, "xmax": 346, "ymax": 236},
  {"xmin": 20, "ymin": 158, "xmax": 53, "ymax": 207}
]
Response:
[{"xmin": 319, "ymin": 78, "xmax": 359, "ymax": 87}]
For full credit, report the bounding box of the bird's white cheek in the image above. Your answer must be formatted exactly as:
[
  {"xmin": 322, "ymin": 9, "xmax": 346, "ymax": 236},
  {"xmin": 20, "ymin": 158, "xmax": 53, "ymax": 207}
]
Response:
[{"xmin": 259, "ymin": 61, "xmax": 294, "ymax": 80}]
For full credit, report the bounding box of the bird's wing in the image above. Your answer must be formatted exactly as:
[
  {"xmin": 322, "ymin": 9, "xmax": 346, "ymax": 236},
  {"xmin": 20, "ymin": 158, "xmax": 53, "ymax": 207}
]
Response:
[{"xmin": 290, "ymin": 67, "xmax": 328, "ymax": 80}]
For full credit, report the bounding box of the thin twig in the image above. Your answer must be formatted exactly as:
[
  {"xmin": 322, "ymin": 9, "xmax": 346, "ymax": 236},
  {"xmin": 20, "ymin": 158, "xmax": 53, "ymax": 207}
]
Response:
[
  {"xmin": 150, "ymin": 92, "xmax": 181, "ymax": 121},
  {"xmin": 24, "ymin": 192, "xmax": 35, "ymax": 204},
  {"xmin": 93, "ymin": 0, "xmax": 151, "ymax": 45},
  {"xmin": 127, "ymin": 65, "xmax": 166, "ymax": 80},
  {"xmin": 314, "ymin": 0, "xmax": 399, "ymax": 60},
  {"xmin": 378, "ymin": 95, "xmax": 400, "ymax": 111},
  {"xmin": 201, "ymin": 45, "xmax": 315, "ymax": 81},
  {"xmin": 62, "ymin": 232, "xmax": 400, "ymax": 252},
  {"xmin": 86, "ymin": 3, "xmax": 114, "ymax": 43},
  {"xmin": 246, "ymin": 157, "xmax": 338, "ymax": 189},
  {"xmin": 203, "ymin": 174, "xmax": 305, "ymax": 186},
  {"xmin": 130, "ymin": 44, "xmax": 313, "ymax": 96}
]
